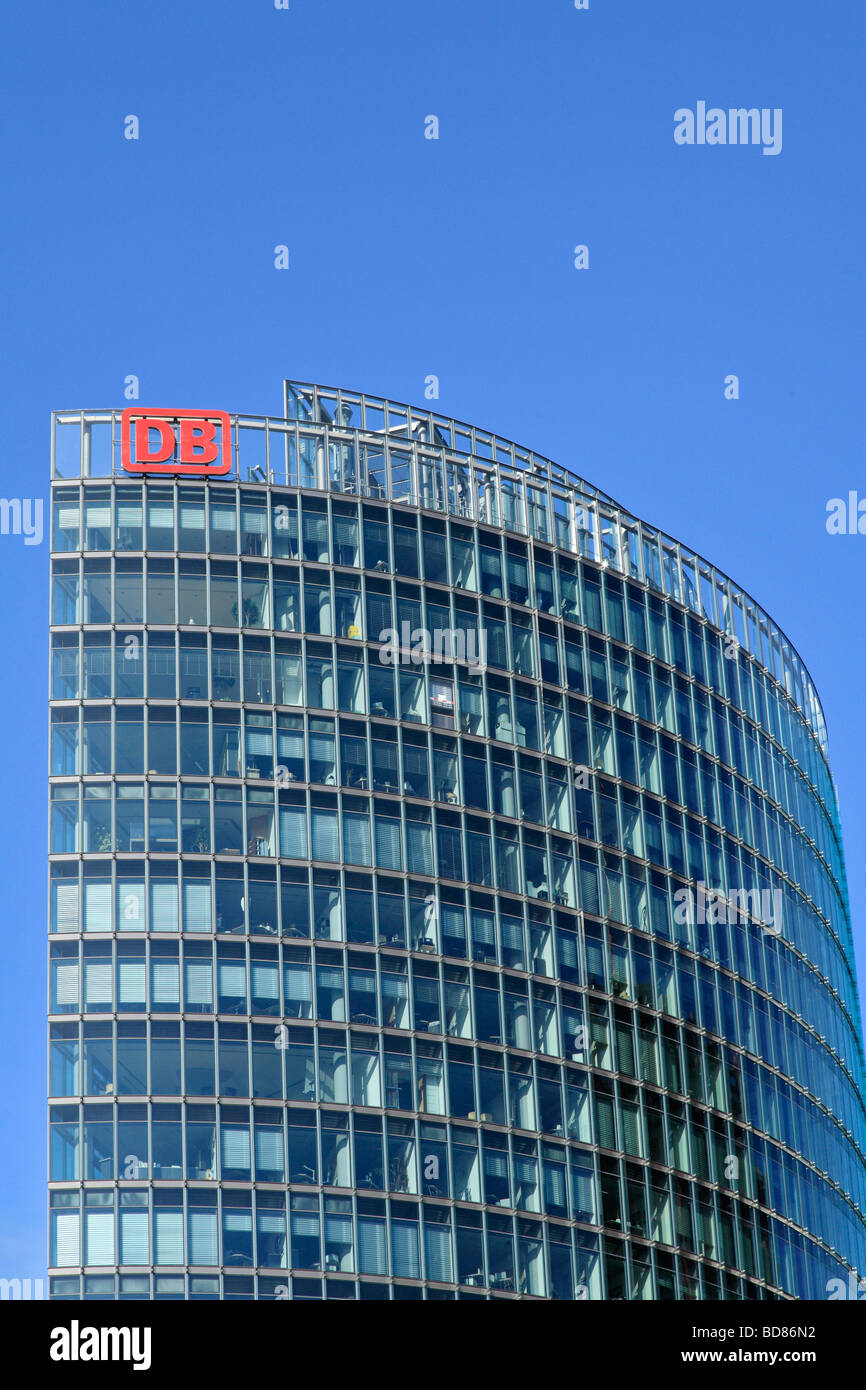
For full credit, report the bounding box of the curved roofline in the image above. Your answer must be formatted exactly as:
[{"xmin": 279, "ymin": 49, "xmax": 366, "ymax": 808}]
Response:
[{"xmin": 282, "ymin": 379, "xmax": 831, "ymax": 754}]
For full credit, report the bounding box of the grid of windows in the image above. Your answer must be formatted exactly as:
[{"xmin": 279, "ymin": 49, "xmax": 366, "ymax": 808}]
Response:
[{"xmin": 48, "ymin": 388, "xmax": 866, "ymax": 1300}]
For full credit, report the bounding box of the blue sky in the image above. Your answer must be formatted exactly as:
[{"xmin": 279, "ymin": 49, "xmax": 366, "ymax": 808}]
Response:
[{"xmin": 2, "ymin": 0, "xmax": 865, "ymax": 1280}]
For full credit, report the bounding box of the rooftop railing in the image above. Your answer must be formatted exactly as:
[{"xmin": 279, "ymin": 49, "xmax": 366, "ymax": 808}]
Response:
[{"xmin": 49, "ymin": 380, "xmax": 828, "ymax": 754}]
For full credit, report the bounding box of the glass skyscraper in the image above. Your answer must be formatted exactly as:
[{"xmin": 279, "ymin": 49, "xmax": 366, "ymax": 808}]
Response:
[{"xmin": 48, "ymin": 380, "xmax": 866, "ymax": 1300}]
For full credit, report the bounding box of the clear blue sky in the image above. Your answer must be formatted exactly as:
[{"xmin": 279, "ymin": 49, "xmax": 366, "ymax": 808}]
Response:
[{"xmin": 2, "ymin": 0, "xmax": 865, "ymax": 1281}]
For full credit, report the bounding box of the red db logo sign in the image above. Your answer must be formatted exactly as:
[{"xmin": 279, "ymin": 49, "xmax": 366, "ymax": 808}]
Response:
[{"xmin": 121, "ymin": 408, "xmax": 232, "ymax": 476}]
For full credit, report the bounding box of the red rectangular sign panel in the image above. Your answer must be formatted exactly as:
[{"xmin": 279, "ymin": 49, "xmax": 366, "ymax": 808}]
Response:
[{"xmin": 121, "ymin": 408, "xmax": 232, "ymax": 475}]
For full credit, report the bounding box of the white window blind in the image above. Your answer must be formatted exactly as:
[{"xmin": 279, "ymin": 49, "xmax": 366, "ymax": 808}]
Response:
[
  {"xmin": 325, "ymin": 1214, "xmax": 352, "ymax": 1248},
  {"xmin": 118, "ymin": 961, "xmax": 146, "ymax": 1007},
  {"xmin": 183, "ymin": 881, "xmax": 211, "ymax": 932},
  {"xmin": 358, "ymin": 1218, "xmax": 387, "ymax": 1275},
  {"xmin": 254, "ymin": 1128, "xmax": 285, "ymax": 1175},
  {"xmin": 221, "ymin": 1127, "xmax": 251, "ymax": 1171},
  {"xmin": 500, "ymin": 918, "xmax": 524, "ymax": 952},
  {"xmin": 150, "ymin": 882, "xmax": 179, "ymax": 932},
  {"xmin": 471, "ymin": 913, "xmax": 495, "ymax": 944},
  {"xmin": 119, "ymin": 1209, "xmax": 149, "ymax": 1265},
  {"xmin": 85, "ymin": 1211, "xmax": 115, "ymax": 1266},
  {"xmin": 54, "ymin": 962, "xmax": 80, "ymax": 1007},
  {"xmin": 184, "ymin": 961, "xmax": 213, "ymax": 1009},
  {"xmin": 279, "ymin": 807, "xmax": 307, "ymax": 858},
  {"xmin": 84, "ymin": 962, "xmax": 112, "ymax": 1006},
  {"xmin": 424, "ymin": 1225, "xmax": 452, "ymax": 1282},
  {"xmin": 391, "ymin": 1222, "xmax": 421, "ymax": 1279},
  {"xmin": 218, "ymin": 963, "xmax": 246, "ymax": 998},
  {"xmin": 290, "ymin": 1213, "xmax": 319, "ymax": 1238},
  {"xmin": 251, "ymin": 964, "xmax": 279, "ymax": 1000},
  {"xmin": 316, "ymin": 967, "xmax": 343, "ymax": 992},
  {"xmin": 117, "ymin": 883, "xmax": 145, "ymax": 928},
  {"xmin": 350, "ymin": 972, "xmax": 375, "ymax": 994},
  {"xmin": 154, "ymin": 1209, "xmax": 184, "ymax": 1265},
  {"xmin": 440, "ymin": 906, "xmax": 466, "ymax": 945},
  {"xmin": 83, "ymin": 882, "xmax": 111, "ymax": 932},
  {"xmin": 54, "ymin": 882, "xmax": 80, "ymax": 931},
  {"xmin": 151, "ymin": 960, "xmax": 180, "ymax": 1006},
  {"xmin": 53, "ymin": 1211, "xmax": 80, "ymax": 1267},
  {"xmin": 375, "ymin": 817, "xmax": 402, "ymax": 870},
  {"xmin": 188, "ymin": 1210, "xmax": 218, "ymax": 1266},
  {"xmin": 277, "ymin": 731, "xmax": 304, "ymax": 760},
  {"xmin": 343, "ymin": 813, "xmax": 371, "ymax": 865},
  {"xmin": 311, "ymin": 810, "xmax": 339, "ymax": 862},
  {"xmin": 284, "ymin": 966, "xmax": 312, "ymax": 1000},
  {"xmin": 544, "ymin": 1164, "xmax": 567, "ymax": 1206},
  {"xmin": 406, "ymin": 823, "xmax": 433, "ymax": 874},
  {"xmin": 256, "ymin": 1210, "xmax": 286, "ymax": 1237}
]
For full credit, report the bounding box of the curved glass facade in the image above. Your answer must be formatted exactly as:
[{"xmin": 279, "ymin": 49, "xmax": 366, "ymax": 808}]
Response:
[{"xmin": 47, "ymin": 382, "xmax": 866, "ymax": 1301}]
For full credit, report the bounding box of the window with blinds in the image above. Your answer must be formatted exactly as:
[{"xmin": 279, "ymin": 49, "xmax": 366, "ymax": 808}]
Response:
[
  {"xmin": 154, "ymin": 1209, "xmax": 184, "ymax": 1266},
  {"xmin": 256, "ymin": 1212, "xmax": 287, "ymax": 1266},
  {"xmin": 183, "ymin": 880, "xmax": 212, "ymax": 933},
  {"xmin": 391, "ymin": 1221, "xmax": 421, "ymax": 1279},
  {"xmin": 147, "ymin": 502, "xmax": 174, "ymax": 528},
  {"xmin": 279, "ymin": 807, "xmax": 308, "ymax": 859},
  {"xmin": 424, "ymin": 1224, "xmax": 453, "ymax": 1283},
  {"xmin": 150, "ymin": 882, "xmax": 179, "ymax": 933},
  {"xmin": 85, "ymin": 1210, "xmax": 115, "ymax": 1266},
  {"xmin": 179, "ymin": 503, "xmax": 205, "ymax": 531},
  {"xmin": 119, "ymin": 1209, "xmax": 150, "ymax": 1265},
  {"xmin": 55, "ymin": 504, "xmax": 80, "ymax": 532},
  {"xmin": 52, "ymin": 1211, "xmax": 80, "ymax": 1267},
  {"xmin": 277, "ymin": 729, "xmax": 304, "ymax": 763},
  {"xmin": 595, "ymin": 1094, "xmax": 617, "ymax": 1150},
  {"xmin": 117, "ymin": 960, "xmax": 146, "ymax": 1009},
  {"xmin": 151, "ymin": 960, "xmax": 180, "ymax": 1007},
  {"xmin": 254, "ymin": 1127, "xmax": 285, "ymax": 1179},
  {"xmin": 543, "ymin": 1161, "xmax": 567, "ymax": 1209},
  {"xmin": 223, "ymin": 1211, "xmax": 253, "ymax": 1250},
  {"xmin": 217, "ymin": 963, "xmax": 246, "ymax": 1003},
  {"xmin": 440, "ymin": 906, "xmax": 466, "ymax": 949},
  {"xmin": 374, "ymin": 816, "xmax": 402, "ymax": 870},
  {"xmin": 184, "ymin": 961, "xmax": 213, "ymax": 1010},
  {"xmin": 85, "ymin": 503, "xmax": 111, "ymax": 530},
  {"xmin": 117, "ymin": 882, "xmax": 145, "ymax": 930},
  {"xmin": 324, "ymin": 1214, "xmax": 353, "ymax": 1263},
  {"xmin": 83, "ymin": 882, "xmax": 111, "ymax": 932},
  {"xmin": 343, "ymin": 812, "xmax": 371, "ymax": 866},
  {"xmin": 53, "ymin": 961, "xmax": 80, "ymax": 1009},
  {"xmin": 311, "ymin": 810, "xmax": 339, "ymax": 863},
  {"xmin": 358, "ymin": 1217, "xmax": 387, "ymax": 1274},
  {"xmin": 241, "ymin": 508, "xmax": 267, "ymax": 534},
  {"xmin": 84, "ymin": 961, "xmax": 112, "ymax": 1008},
  {"xmin": 416, "ymin": 1058, "xmax": 445, "ymax": 1112},
  {"xmin": 188, "ymin": 1210, "xmax": 218, "ymax": 1266},
  {"xmin": 221, "ymin": 1126, "xmax": 251, "ymax": 1173},
  {"xmin": 284, "ymin": 965, "xmax": 313, "ymax": 1002},
  {"xmin": 405, "ymin": 822, "xmax": 433, "ymax": 875},
  {"xmin": 251, "ymin": 963, "xmax": 279, "ymax": 1004},
  {"xmin": 471, "ymin": 912, "xmax": 496, "ymax": 946},
  {"xmin": 53, "ymin": 882, "xmax": 80, "ymax": 932}
]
